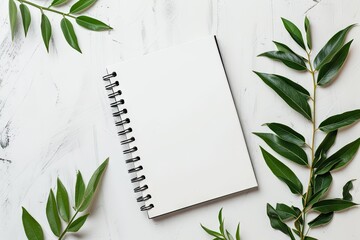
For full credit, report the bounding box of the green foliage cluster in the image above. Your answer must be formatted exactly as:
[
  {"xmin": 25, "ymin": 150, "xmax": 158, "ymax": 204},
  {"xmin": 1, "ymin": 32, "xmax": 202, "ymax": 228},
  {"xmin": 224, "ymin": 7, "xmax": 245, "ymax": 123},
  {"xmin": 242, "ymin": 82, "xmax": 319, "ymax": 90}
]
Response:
[
  {"xmin": 9, "ymin": 0, "xmax": 112, "ymax": 53},
  {"xmin": 22, "ymin": 158, "xmax": 109, "ymax": 240},
  {"xmin": 254, "ymin": 17, "xmax": 359, "ymax": 240}
]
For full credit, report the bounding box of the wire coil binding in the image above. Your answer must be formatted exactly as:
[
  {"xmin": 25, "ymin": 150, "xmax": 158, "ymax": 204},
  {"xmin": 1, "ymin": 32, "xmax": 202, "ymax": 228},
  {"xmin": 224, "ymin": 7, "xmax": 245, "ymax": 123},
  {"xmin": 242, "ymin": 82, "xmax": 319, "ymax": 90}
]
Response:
[{"xmin": 103, "ymin": 72, "xmax": 154, "ymax": 212}]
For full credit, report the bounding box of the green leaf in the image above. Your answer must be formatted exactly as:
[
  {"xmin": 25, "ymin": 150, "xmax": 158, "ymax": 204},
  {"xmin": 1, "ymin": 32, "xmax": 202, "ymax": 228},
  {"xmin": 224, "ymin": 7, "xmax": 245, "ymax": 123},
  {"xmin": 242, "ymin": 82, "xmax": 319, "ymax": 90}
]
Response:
[
  {"xmin": 317, "ymin": 40, "xmax": 353, "ymax": 86},
  {"xmin": 60, "ymin": 17, "xmax": 82, "ymax": 53},
  {"xmin": 200, "ymin": 224, "xmax": 222, "ymax": 238},
  {"xmin": 260, "ymin": 147, "xmax": 303, "ymax": 194},
  {"xmin": 226, "ymin": 230, "xmax": 234, "ymax": 240},
  {"xmin": 313, "ymin": 24, "xmax": 355, "ymax": 70},
  {"xmin": 304, "ymin": 237, "xmax": 318, "ymax": 240},
  {"xmin": 22, "ymin": 207, "xmax": 44, "ymax": 240},
  {"xmin": 67, "ymin": 214, "xmax": 89, "ymax": 232},
  {"xmin": 41, "ymin": 13, "xmax": 52, "ymax": 52},
  {"xmin": 307, "ymin": 173, "xmax": 332, "ymax": 207},
  {"xmin": 264, "ymin": 122, "xmax": 306, "ymax": 147},
  {"xmin": 304, "ymin": 16, "xmax": 312, "ymax": 50},
  {"xmin": 312, "ymin": 199, "xmax": 358, "ymax": 213},
  {"xmin": 319, "ymin": 109, "xmax": 360, "ymax": 132},
  {"xmin": 314, "ymin": 131, "xmax": 337, "ymax": 165},
  {"xmin": 75, "ymin": 171, "xmax": 86, "ymax": 210},
  {"xmin": 9, "ymin": 0, "xmax": 17, "ymax": 40},
  {"xmin": 19, "ymin": 4, "xmax": 31, "ymax": 37},
  {"xmin": 70, "ymin": 0, "xmax": 97, "ymax": 14},
  {"xmin": 273, "ymin": 41, "xmax": 307, "ymax": 61},
  {"xmin": 316, "ymin": 138, "xmax": 360, "ymax": 175},
  {"xmin": 46, "ymin": 190, "xmax": 61, "ymax": 237},
  {"xmin": 281, "ymin": 18, "xmax": 306, "ymax": 50},
  {"xmin": 254, "ymin": 72, "xmax": 312, "ymax": 120},
  {"xmin": 254, "ymin": 133, "xmax": 308, "ymax": 166},
  {"xmin": 275, "ymin": 203, "xmax": 298, "ymax": 221},
  {"xmin": 76, "ymin": 16, "xmax": 112, "ymax": 31},
  {"xmin": 79, "ymin": 158, "xmax": 109, "ymax": 211},
  {"xmin": 308, "ymin": 212, "xmax": 334, "ymax": 228},
  {"xmin": 218, "ymin": 208, "xmax": 224, "ymax": 235},
  {"xmin": 56, "ymin": 178, "xmax": 70, "ymax": 222},
  {"xmin": 50, "ymin": 0, "xmax": 69, "ymax": 7},
  {"xmin": 267, "ymin": 204, "xmax": 295, "ymax": 240},
  {"xmin": 236, "ymin": 224, "xmax": 240, "ymax": 240},
  {"xmin": 343, "ymin": 179, "xmax": 355, "ymax": 201},
  {"xmin": 258, "ymin": 51, "xmax": 307, "ymax": 71}
]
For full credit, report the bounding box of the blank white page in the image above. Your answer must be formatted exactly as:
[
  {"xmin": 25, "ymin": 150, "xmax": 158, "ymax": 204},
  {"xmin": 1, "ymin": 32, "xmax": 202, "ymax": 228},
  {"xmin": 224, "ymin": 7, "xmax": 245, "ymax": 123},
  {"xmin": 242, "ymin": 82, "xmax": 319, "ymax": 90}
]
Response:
[{"xmin": 106, "ymin": 36, "xmax": 257, "ymax": 218}]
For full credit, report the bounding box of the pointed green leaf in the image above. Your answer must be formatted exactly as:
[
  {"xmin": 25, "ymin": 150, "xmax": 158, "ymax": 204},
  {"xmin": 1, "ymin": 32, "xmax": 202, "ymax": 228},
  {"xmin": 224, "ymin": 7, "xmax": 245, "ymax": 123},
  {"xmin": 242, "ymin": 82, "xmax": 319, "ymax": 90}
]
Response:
[
  {"xmin": 312, "ymin": 199, "xmax": 357, "ymax": 213},
  {"xmin": 50, "ymin": 0, "xmax": 69, "ymax": 7},
  {"xmin": 318, "ymin": 40, "xmax": 353, "ymax": 86},
  {"xmin": 226, "ymin": 230, "xmax": 234, "ymax": 240},
  {"xmin": 56, "ymin": 178, "xmax": 70, "ymax": 222},
  {"xmin": 40, "ymin": 13, "xmax": 52, "ymax": 52},
  {"xmin": 76, "ymin": 16, "xmax": 112, "ymax": 31},
  {"xmin": 308, "ymin": 212, "xmax": 334, "ymax": 228},
  {"xmin": 79, "ymin": 158, "xmax": 109, "ymax": 211},
  {"xmin": 236, "ymin": 223, "xmax": 240, "ymax": 240},
  {"xmin": 304, "ymin": 16, "xmax": 312, "ymax": 50},
  {"xmin": 343, "ymin": 179, "xmax": 355, "ymax": 201},
  {"xmin": 19, "ymin": 4, "xmax": 31, "ymax": 37},
  {"xmin": 22, "ymin": 207, "xmax": 44, "ymax": 240},
  {"xmin": 314, "ymin": 24, "xmax": 355, "ymax": 70},
  {"xmin": 67, "ymin": 214, "xmax": 89, "ymax": 232},
  {"xmin": 255, "ymin": 133, "xmax": 308, "ymax": 166},
  {"xmin": 316, "ymin": 138, "xmax": 360, "ymax": 175},
  {"xmin": 61, "ymin": 17, "xmax": 82, "ymax": 53},
  {"xmin": 319, "ymin": 110, "xmax": 360, "ymax": 132},
  {"xmin": 258, "ymin": 51, "xmax": 307, "ymax": 71},
  {"xmin": 254, "ymin": 72, "xmax": 312, "ymax": 120},
  {"xmin": 267, "ymin": 204, "xmax": 295, "ymax": 240},
  {"xmin": 304, "ymin": 237, "xmax": 318, "ymax": 240},
  {"xmin": 200, "ymin": 224, "xmax": 222, "ymax": 238},
  {"xmin": 265, "ymin": 122, "xmax": 306, "ymax": 147},
  {"xmin": 307, "ymin": 173, "xmax": 333, "ymax": 207},
  {"xmin": 314, "ymin": 131, "xmax": 337, "ymax": 166},
  {"xmin": 281, "ymin": 18, "xmax": 306, "ymax": 50},
  {"xmin": 275, "ymin": 203, "xmax": 298, "ymax": 221},
  {"xmin": 261, "ymin": 147, "xmax": 303, "ymax": 194},
  {"xmin": 9, "ymin": 0, "xmax": 17, "ymax": 40},
  {"xmin": 70, "ymin": 0, "xmax": 97, "ymax": 14},
  {"xmin": 46, "ymin": 190, "xmax": 61, "ymax": 237},
  {"xmin": 75, "ymin": 171, "xmax": 85, "ymax": 210},
  {"xmin": 218, "ymin": 208, "xmax": 224, "ymax": 235},
  {"xmin": 273, "ymin": 41, "xmax": 307, "ymax": 61}
]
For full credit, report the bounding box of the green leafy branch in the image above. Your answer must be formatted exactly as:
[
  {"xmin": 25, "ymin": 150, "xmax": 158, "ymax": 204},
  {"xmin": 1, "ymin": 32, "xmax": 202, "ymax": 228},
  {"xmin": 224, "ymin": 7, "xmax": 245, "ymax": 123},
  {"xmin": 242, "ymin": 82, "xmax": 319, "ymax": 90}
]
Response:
[
  {"xmin": 22, "ymin": 158, "xmax": 109, "ymax": 240},
  {"xmin": 9, "ymin": 0, "xmax": 113, "ymax": 53},
  {"xmin": 254, "ymin": 17, "xmax": 359, "ymax": 240},
  {"xmin": 201, "ymin": 208, "xmax": 240, "ymax": 240}
]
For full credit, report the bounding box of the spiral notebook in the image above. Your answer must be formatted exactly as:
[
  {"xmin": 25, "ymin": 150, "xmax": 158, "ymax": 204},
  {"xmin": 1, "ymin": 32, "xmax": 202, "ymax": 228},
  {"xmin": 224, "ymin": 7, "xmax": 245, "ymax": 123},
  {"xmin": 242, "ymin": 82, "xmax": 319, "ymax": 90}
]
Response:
[{"xmin": 102, "ymin": 36, "xmax": 257, "ymax": 219}]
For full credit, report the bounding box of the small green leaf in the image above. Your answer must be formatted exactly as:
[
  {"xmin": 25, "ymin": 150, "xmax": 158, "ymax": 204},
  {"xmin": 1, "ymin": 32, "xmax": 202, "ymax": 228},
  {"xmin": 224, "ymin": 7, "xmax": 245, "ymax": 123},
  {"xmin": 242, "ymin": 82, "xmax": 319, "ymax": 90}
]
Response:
[
  {"xmin": 218, "ymin": 208, "xmax": 224, "ymax": 235},
  {"xmin": 316, "ymin": 138, "xmax": 360, "ymax": 175},
  {"xmin": 273, "ymin": 41, "xmax": 307, "ymax": 61},
  {"xmin": 50, "ymin": 0, "xmax": 69, "ymax": 7},
  {"xmin": 254, "ymin": 72, "xmax": 312, "ymax": 120},
  {"xmin": 312, "ymin": 199, "xmax": 358, "ymax": 213},
  {"xmin": 200, "ymin": 224, "xmax": 222, "ymax": 238},
  {"xmin": 317, "ymin": 40, "xmax": 353, "ymax": 86},
  {"xmin": 275, "ymin": 203, "xmax": 298, "ymax": 221},
  {"xmin": 314, "ymin": 24, "xmax": 355, "ymax": 70},
  {"xmin": 314, "ymin": 131, "xmax": 337, "ymax": 165},
  {"xmin": 79, "ymin": 158, "xmax": 109, "ymax": 211},
  {"xmin": 41, "ymin": 13, "xmax": 52, "ymax": 52},
  {"xmin": 70, "ymin": 0, "xmax": 97, "ymax": 14},
  {"xmin": 261, "ymin": 147, "xmax": 303, "ymax": 194},
  {"xmin": 319, "ymin": 110, "xmax": 360, "ymax": 132},
  {"xmin": 75, "ymin": 171, "xmax": 86, "ymax": 210},
  {"xmin": 22, "ymin": 207, "xmax": 44, "ymax": 240},
  {"xmin": 265, "ymin": 122, "xmax": 306, "ymax": 147},
  {"xmin": 46, "ymin": 190, "xmax": 61, "ymax": 237},
  {"xmin": 76, "ymin": 16, "xmax": 112, "ymax": 31},
  {"xmin": 254, "ymin": 133, "xmax": 308, "ymax": 166},
  {"xmin": 304, "ymin": 237, "xmax": 318, "ymax": 240},
  {"xmin": 304, "ymin": 16, "xmax": 312, "ymax": 50},
  {"xmin": 19, "ymin": 4, "xmax": 31, "ymax": 37},
  {"xmin": 56, "ymin": 178, "xmax": 70, "ymax": 222},
  {"xmin": 281, "ymin": 18, "xmax": 306, "ymax": 50},
  {"xmin": 9, "ymin": 0, "xmax": 17, "ymax": 40},
  {"xmin": 307, "ymin": 173, "xmax": 333, "ymax": 207},
  {"xmin": 258, "ymin": 51, "xmax": 307, "ymax": 71},
  {"xmin": 343, "ymin": 179, "xmax": 356, "ymax": 201},
  {"xmin": 61, "ymin": 17, "xmax": 82, "ymax": 53},
  {"xmin": 236, "ymin": 223, "xmax": 240, "ymax": 240},
  {"xmin": 308, "ymin": 212, "xmax": 334, "ymax": 228},
  {"xmin": 267, "ymin": 204, "xmax": 295, "ymax": 240},
  {"xmin": 67, "ymin": 214, "xmax": 89, "ymax": 232}
]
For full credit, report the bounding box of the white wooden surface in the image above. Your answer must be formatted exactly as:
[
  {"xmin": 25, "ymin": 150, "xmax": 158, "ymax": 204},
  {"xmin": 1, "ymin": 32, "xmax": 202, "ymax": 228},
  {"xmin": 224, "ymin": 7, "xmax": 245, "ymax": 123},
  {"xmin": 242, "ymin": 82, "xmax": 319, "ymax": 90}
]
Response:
[{"xmin": 1, "ymin": 0, "xmax": 360, "ymax": 239}]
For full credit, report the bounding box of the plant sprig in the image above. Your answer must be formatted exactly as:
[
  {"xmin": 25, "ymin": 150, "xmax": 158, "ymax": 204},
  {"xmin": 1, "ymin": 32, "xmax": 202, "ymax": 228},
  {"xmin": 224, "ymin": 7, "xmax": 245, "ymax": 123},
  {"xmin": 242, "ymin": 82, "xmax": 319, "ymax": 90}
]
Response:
[
  {"xmin": 201, "ymin": 208, "xmax": 240, "ymax": 240},
  {"xmin": 254, "ymin": 17, "xmax": 359, "ymax": 240},
  {"xmin": 22, "ymin": 158, "xmax": 109, "ymax": 240},
  {"xmin": 9, "ymin": 0, "xmax": 113, "ymax": 53}
]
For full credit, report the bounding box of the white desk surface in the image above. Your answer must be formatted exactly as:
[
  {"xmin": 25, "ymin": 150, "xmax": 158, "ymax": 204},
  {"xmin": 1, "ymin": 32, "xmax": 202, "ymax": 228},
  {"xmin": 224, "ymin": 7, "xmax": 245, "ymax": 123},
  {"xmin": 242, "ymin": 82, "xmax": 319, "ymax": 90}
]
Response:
[{"xmin": 1, "ymin": 0, "xmax": 360, "ymax": 239}]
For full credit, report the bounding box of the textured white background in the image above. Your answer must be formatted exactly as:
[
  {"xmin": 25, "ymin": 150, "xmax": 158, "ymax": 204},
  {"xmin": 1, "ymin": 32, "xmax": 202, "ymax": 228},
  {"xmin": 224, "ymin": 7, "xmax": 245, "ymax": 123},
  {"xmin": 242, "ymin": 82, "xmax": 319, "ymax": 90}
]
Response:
[{"xmin": 1, "ymin": 0, "xmax": 360, "ymax": 239}]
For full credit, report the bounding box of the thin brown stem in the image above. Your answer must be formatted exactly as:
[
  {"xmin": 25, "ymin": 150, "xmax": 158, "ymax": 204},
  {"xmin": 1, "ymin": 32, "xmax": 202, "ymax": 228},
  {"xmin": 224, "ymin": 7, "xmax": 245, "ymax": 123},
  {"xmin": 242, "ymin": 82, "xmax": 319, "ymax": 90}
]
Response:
[{"xmin": 16, "ymin": 0, "xmax": 76, "ymax": 19}]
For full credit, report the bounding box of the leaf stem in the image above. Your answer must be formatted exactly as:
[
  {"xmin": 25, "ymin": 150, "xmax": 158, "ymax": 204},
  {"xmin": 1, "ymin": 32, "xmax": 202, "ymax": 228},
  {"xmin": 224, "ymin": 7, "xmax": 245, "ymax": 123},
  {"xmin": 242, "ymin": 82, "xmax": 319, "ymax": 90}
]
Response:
[
  {"xmin": 16, "ymin": 0, "xmax": 76, "ymax": 19},
  {"xmin": 58, "ymin": 209, "xmax": 80, "ymax": 240}
]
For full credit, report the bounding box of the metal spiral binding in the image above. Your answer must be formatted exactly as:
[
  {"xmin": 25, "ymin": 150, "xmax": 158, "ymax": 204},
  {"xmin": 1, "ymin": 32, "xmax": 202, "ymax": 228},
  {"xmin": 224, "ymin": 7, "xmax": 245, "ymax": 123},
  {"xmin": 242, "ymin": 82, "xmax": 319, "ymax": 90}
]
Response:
[{"xmin": 103, "ymin": 72, "xmax": 154, "ymax": 212}]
